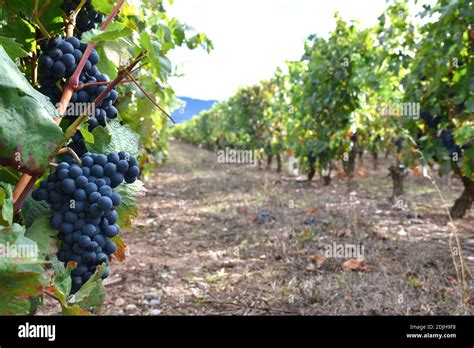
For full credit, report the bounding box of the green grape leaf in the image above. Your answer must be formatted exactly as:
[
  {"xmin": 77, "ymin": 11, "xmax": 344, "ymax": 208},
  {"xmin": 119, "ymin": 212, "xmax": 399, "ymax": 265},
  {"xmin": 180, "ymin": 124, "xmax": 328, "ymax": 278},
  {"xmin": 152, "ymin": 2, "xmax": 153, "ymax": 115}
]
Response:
[
  {"xmin": 0, "ymin": 224, "xmax": 44, "ymax": 315},
  {"xmin": 49, "ymin": 255, "xmax": 74, "ymax": 301},
  {"xmin": 0, "ymin": 46, "xmax": 64, "ymax": 175},
  {"xmin": 82, "ymin": 22, "xmax": 133, "ymax": 43},
  {"xmin": 0, "ymin": 167, "xmax": 20, "ymax": 185},
  {"xmin": 47, "ymin": 258, "xmax": 94, "ymax": 316},
  {"xmin": 115, "ymin": 179, "xmax": 146, "ymax": 229},
  {"xmin": 25, "ymin": 214, "xmax": 58, "ymax": 260},
  {"xmin": 0, "ymin": 183, "xmax": 13, "ymax": 226},
  {"xmin": 0, "ymin": 36, "xmax": 28, "ymax": 60},
  {"xmin": 91, "ymin": 0, "xmax": 113, "ymax": 14},
  {"xmin": 67, "ymin": 262, "xmax": 106, "ymax": 313},
  {"xmin": 22, "ymin": 195, "xmax": 51, "ymax": 228},
  {"xmin": 79, "ymin": 123, "xmax": 95, "ymax": 144},
  {"xmin": 86, "ymin": 120, "xmax": 140, "ymax": 156}
]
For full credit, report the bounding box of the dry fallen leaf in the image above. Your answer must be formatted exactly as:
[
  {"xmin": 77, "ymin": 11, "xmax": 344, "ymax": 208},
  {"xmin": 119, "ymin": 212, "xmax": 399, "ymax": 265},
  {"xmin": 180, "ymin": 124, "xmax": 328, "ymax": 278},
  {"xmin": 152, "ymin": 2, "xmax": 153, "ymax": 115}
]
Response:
[
  {"xmin": 446, "ymin": 275, "xmax": 457, "ymax": 285},
  {"xmin": 336, "ymin": 170, "xmax": 347, "ymax": 179},
  {"xmin": 356, "ymin": 167, "xmax": 366, "ymax": 177},
  {"xmin": 311, "ymin": 255, "xmax": 327, "ymax": 267},
  {"xmin": 342, "ymin": 258, "xmax": 370, "ymax": 272},
  {"xmin": 413, "ymin": 166, "xmax": 421, "ymax": 177}
]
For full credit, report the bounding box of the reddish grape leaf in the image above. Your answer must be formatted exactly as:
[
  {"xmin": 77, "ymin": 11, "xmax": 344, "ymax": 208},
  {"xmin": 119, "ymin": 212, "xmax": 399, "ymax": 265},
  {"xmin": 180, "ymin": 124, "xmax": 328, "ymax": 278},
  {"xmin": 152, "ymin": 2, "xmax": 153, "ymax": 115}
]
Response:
[{"xmin": 110, "ymin": 235, "xmax": 127, "ymax": 261}]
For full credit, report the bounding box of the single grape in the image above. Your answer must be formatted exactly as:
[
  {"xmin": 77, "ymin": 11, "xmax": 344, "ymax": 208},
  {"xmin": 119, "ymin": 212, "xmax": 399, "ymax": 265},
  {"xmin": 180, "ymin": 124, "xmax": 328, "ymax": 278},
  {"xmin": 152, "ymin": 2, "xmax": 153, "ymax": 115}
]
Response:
[
  {"xmin": 117, "ymin": 160, "xmax": 129, "ymax": 173},
  {"xmin": 89, "ymin": 50, "xmax": 100, "ymax": 65},
  {"xmin": 103, "ymin": 240, "xmax": 117, "ymax": 255},
  {"xmin": 66, "ymin": 36, "xmax": 80, "ymax": 49},
  {"xmin": 95, "ymin": 154, "xmax": 108, "ymax": 166},
  {"xmin": 51, "ymin": 213, "xmax": 63, "ymax": 229},
  {"xmin": 75, "ymin": 175, "xmax": 89, "ymax": 188},
  {"xmin": 84, "ymin": 183, "xmax": 98, "ymax": 195},
  {"xmin": 78, "ymin": 235, "xmax": 92, "ymax": 248},
  {"xmin": 99, "ymin": 185, "xmax": 113, "ymax": 197},
  {"xmin": 62, "ymin": 53, "xmax": 76, "ymax": 67},
  {"xmin": 69, "ymin": 165, "xmax": 83, "ymax": 179},
  {"xmin": 62, "ymin": 178, "xmax": 76, "ymax": 194},
  {"xmin": 49, "ymin": 48, "xmax": 63, "ymax": 60},
  {"xmin": 91, "ymin": 165, "xmax": 104, "ymax": 177},
  {"xmin": 97, "ymin": 196, "xmax": 112, "ymax": 212},
  {"xmin": 82, "ymin": 251, "xmax": 96, "ymax": 263},
  {"xmin": 93, "ymin": 235, "xmax": 107, "ymax": 248},
  {"xmin": 60, "ymin": 41, "xmax": 74, "ymax": 54},
  {"xmin": 104, "ymin": 224, "xmax": 119, "ymax": 238},
  {"xmin": 110, "ymin": 192, "xmax": 121, "ymax": 206}
]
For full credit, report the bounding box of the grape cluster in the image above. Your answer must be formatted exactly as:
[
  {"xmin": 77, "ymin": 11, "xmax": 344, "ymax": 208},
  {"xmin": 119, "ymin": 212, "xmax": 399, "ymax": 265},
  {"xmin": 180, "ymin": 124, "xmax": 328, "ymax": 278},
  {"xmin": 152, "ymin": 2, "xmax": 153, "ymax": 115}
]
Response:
[
  {"xmin": 32, "ymin": 151, "xmax": 140, "ymax": 293},
  {"xmin": 420, "ymin": 111, "xmax": 441, "ymax": 129},
  {"xmin": 37, "ymin": 36, "xmax": 119, "ymax": 132},
  {"xmin": 61, "ymin": 0, "xmax": 104, "ymax": 35},
  {"xmin": 439, "ymin": 130, "xmax": 461, "ymax": 157},
  {"xmin": 394, "ymin": 137, "xmax": 403, "ymax": 152}
]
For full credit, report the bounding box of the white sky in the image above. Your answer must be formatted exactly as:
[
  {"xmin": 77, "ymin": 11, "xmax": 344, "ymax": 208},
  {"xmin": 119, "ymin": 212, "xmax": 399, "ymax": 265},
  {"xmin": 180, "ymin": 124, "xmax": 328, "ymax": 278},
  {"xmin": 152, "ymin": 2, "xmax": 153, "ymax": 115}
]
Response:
[{"xmin": 165, "ymin": 0, "xmax": 430, "ymax": 101}]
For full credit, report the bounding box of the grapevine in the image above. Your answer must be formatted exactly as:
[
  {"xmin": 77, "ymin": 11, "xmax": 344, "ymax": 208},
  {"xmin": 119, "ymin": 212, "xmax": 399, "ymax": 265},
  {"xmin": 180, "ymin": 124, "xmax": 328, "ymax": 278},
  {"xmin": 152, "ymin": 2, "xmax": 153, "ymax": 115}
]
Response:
[{"xmin": 0, "ymin": 0, "xmax": 212, "ymax": 315}]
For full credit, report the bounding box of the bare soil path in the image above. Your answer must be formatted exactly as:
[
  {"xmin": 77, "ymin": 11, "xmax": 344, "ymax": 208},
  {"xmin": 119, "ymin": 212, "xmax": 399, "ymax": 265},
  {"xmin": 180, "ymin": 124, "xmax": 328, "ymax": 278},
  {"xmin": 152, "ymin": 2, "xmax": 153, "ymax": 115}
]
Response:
[{"xmin": 43, "ymin": 140, "xmax": 474, "ymax": 315}]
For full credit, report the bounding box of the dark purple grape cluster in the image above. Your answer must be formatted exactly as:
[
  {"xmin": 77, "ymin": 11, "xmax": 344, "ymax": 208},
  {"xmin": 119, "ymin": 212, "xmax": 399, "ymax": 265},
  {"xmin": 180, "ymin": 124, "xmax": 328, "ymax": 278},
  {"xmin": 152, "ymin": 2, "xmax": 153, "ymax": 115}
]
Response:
[
  {"xmin": 439, "ymin": 130, "xmax": 461, "ymax": 157},
  {"xmin": 37, "ymin": 36, "xmax": 119, "ymax": 133},
  {"xmin": 61, "ymin": 0, "xmax": 104, "ymax": 35},
  {"xmin": 420, "ymin": 111, "xmax": 441, "ymax": 129},
  {"xmin": 32, "ymin": 151, "xmax": 140, "ymax": 293},
  {"xmin": 38, "ymin": 36, "xmax": 87, "ymax": 103}
]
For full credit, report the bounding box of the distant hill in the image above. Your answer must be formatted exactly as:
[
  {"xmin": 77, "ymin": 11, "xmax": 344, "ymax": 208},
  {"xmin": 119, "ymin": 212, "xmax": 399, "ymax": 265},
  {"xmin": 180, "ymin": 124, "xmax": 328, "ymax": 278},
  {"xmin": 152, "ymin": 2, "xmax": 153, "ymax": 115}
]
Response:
[{"xmin": 171, "ymin": 96, "xmax": 218, "ymax": 123}]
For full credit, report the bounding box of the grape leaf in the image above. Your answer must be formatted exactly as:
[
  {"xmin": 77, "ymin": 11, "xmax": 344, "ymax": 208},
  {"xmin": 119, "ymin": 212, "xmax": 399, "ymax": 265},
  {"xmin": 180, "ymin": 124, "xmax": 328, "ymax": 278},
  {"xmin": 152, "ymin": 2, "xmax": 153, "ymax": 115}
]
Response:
[
  {"xmin": 22, "ymin": 195, "xmax": 51, "ymax": 228},
  {"xmin": 2, "ymin": 0, "xmax": 64, "ymax": 48},
  {"xmin": 62, "ymin": 304, "xmax": 93, "ymax": 315},
  {"xmin": 47, "ymin": 258, "xmax": 94, "ymax": 315},
  {"xmin": 110, "ymin": 235, "xmax": 127, "ymax": 261},
  {"xmin": 68, "ymin": 262, "xmax": 106, "ymax": 313},
  {"xmin": 79, "ymin": 122, "xmax": 94, "ymax": 144},
  {"xmin": 0, "ymin": 224, "xmax": 44, "ymax": 315},
  {"xmin": 0, "ymin": 269, "xmax": 43, "ymax": 314},
  {"xmin": 0, "ymin": 36, "xmax": 28, "ymax": 59},
  {"xmin": 82, "ymin": 22, "xmax": 132, "ymax": 43},
  {"xmin": 82, "ymin": 22, "xmax": 133, "ymax": 43},
  {"xmin": 91, "ymin": 0, "xmax": 113, "ymax": 14},
  {"xmin": 86, "ymin": 120, "xmax": 139, "ymax": 156},
  {"xmin": 0, "ymin": 183, "xmax": 13, "ymax": 226},
  {"xmin": 25, "ymin": 214, "xmax": 58, "ymax": 260},
  {"xmin": 0, "ymin": 10, "xmax": 36, "ymax": 54},
  {"xmin": 94, "ymin": 43, "xmax": 118, "ymax": 78},
  {"xmin": 115, "ymin": 179, "xmax": 146, "ymax": 228},
  {"xmin": 94, "ymin": 38, "xmax": 134, "ymax": 78},
  {"xmin": 0, "ymin": 166, "xmax": 20, "ymax": 185},
  {"xmin": 139, "ymin": 31, "xmax": 167, "ymax": 79},
  {"xmin": 49, "ymin": 256, "xmax": 75, "ymax": 301},
  {"xmin": 0, "ymin": 46, "xmax": 64, "ymax": 175}
]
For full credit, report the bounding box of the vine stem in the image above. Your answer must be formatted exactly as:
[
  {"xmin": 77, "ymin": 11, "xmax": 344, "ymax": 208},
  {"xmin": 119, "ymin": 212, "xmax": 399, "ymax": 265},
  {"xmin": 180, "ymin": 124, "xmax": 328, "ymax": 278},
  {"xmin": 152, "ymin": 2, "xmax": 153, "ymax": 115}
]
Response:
[
  {"xmin": 76, "ymin": 79, "xmax": 134, "ymax": 90},
  {"xmin": 56, "ymin": 147, "xmax": 82, "ymax": 165},
  {"xmin": 66, "ymin": 0, "xmax": 87, "ymax": 37},
  {"xmin": 44, "ymin": 290, "xmax": 62, "ymax": 304},
  {"xmin": 12, "ymin": 0, "xmax": 126, "ymax": 212},
  {"xmin": 33, "ymin": 0, "xmax": 51, "ymax": 39},
  {"xmin": 64, "ymin": 52, "xmax": 148, "ymax": 140},
  {"xmin": 124, "ymin": 70, "xmax": 175, "ymax": 123}
]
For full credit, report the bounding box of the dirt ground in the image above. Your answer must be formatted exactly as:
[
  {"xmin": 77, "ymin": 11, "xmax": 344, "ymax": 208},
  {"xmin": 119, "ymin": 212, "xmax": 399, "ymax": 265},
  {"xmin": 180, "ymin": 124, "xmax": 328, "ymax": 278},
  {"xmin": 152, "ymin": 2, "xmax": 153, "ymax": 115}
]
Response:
[{"xmin": 41, "ymin": 140, "xmax": 474, "ymax": 315}]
